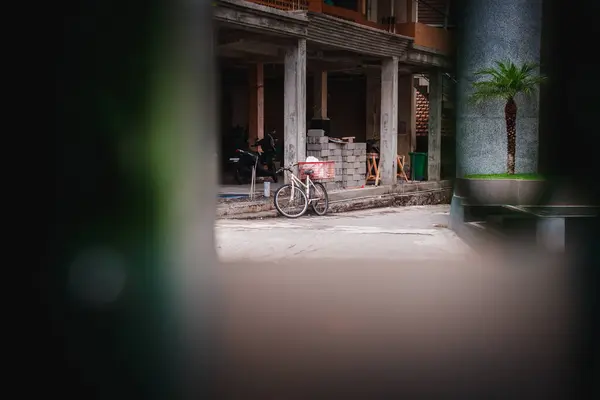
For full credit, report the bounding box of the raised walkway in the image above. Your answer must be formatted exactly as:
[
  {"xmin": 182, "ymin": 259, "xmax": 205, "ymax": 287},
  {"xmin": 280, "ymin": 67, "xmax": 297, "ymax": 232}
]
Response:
[{"xmin": 217, "ymin": 180, "xmax": 453, "ymax": 219}]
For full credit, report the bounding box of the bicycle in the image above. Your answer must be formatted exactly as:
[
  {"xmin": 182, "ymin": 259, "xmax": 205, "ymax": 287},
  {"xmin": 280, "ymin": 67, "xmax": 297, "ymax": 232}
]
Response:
[{"xmin": 273, "ymin": 161, "xmax": 334, "ymax": 218}]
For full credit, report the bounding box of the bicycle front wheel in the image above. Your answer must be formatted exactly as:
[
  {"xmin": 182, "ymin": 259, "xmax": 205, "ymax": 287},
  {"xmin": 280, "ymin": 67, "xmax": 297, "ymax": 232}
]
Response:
[
  {"xmin": 274, "ymin": 184, "xmax": 308, "ymax": 218},
  {"xmin": 310, "ymin": 182, "xmax": 329, "ymax": 216}
]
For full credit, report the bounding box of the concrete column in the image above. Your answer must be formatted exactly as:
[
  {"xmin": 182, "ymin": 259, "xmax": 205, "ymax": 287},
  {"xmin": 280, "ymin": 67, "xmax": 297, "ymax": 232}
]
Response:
[
  {"xmin": 428, "ymin": 69, "xmax": 442, "ymax": 181},
  {"xmin": 407, "ymin": 0, "xmax": 418, "ymax": 23},
  {"xmin": 379, "ymin": 57, "xmax": 398, "ymax": 185},
  {"xmin": 456, "ymin": 0, "xmax": 542, "ymax": 176},
  {"xmin": 248, "ymin": 63, "xmax": 264, "ymax": 148},
  {"xmin": 367, "ymin": 0, "xmax": 378, "ymax": 22},
  {"xmin": 365, "ymin": 68, "xmax": 381, "ymax": 140},
  {"xmin": 394, "ymin": 0, "xmax": 407, "ymax": 23},
  {"xmin": 284, "ymin": 38, "xmax": 307, "ymax": 181},
  {"xmin": 313, "ymin": 69, "xmax": 327, "ymax": 119}
]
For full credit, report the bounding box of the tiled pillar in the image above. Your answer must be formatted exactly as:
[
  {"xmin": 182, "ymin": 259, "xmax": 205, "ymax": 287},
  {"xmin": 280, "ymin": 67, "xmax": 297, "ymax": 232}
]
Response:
[{"xmin": 456, "ymin": 0, "xmax": 542, "ymax": 176}]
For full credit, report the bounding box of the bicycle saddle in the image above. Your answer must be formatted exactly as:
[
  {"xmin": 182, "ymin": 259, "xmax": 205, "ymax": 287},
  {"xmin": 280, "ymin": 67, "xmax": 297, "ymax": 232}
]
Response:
[{"xmin": 304, "ymin": 169, "xmax": 314, "ymax": 175}]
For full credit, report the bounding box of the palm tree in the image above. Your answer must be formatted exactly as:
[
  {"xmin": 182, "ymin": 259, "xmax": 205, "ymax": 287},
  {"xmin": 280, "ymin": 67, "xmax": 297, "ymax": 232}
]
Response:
[{"xmin": 470, "ymin": 61, "xmax": 546, "ymax": 175}]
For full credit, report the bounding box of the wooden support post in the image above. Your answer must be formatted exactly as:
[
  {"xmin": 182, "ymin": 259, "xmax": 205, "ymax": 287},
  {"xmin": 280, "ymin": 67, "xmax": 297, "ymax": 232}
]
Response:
[
  {"xmin": 313, "ymin": 68, "xmax": 327, "ymax": 120},
  {"xmin": 248, "ymin": 63, "xmax": 264, "ymax": 149},
  {"xmin": 358, "ymin": 0, "xmax": 366, "ymax": 15}
]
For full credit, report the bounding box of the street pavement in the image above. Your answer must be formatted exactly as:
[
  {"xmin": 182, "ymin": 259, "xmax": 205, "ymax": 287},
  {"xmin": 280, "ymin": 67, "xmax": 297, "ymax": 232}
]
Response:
[
  {"xmin": 216, "ymin": 205, "xmax": 474, "ymax": 262},
  {"xmin": 214, "ymin": 206, "xmax": 569, "ymax": 399}
]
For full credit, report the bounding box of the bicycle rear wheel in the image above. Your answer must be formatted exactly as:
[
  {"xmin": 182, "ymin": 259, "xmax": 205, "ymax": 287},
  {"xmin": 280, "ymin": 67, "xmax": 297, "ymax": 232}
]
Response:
[
  {"xmin": 310, "ymin": 182, "xmax": 329, "ymax": 216},
  {"xmin": 274, "ymin": 184, "xmax": 308, "ymax": 218}
]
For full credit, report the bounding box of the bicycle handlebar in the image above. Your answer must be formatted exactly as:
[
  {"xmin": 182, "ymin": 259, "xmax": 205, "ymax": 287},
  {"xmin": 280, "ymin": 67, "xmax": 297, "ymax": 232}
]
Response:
[{"xmin": 275, "ymin": 163, "xmax": 298, "ymax": 174}]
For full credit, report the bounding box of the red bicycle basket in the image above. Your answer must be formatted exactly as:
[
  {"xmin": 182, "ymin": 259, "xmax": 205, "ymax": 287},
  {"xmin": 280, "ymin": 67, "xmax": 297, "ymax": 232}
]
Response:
[{"xmin": 298, "ymin": 161, "xmax": 335, "ymax": 180}]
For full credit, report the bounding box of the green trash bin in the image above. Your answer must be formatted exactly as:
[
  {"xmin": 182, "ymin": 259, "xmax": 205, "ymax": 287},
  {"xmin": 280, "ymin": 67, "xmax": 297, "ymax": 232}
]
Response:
[{"xmin": 409, "ymin": 152, "xmax": 428, "ymax": 181}]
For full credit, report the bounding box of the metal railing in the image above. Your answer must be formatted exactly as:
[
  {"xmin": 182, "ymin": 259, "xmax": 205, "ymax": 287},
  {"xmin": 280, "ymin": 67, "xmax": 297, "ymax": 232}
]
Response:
[
  {"xmin": 246, "ymin": 0, "xmax": 308, "ymax": 11},
  {"xmin": 416, "ymin": 0, "xmax": 452, "ymax": 29}
]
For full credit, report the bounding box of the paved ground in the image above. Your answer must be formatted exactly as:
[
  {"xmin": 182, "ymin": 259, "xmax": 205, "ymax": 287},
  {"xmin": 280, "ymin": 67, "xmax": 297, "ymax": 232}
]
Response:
[
  {"xmin": 220, "ymin": 182, "xmax": 284, "ymax": 196},
  {"xmin": 216, "ymin": 205, "xmax": 474, "ymax": 262}
]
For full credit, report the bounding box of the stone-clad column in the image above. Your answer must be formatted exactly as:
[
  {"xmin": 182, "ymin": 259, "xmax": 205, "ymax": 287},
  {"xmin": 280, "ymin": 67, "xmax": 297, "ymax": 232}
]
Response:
[
  {"xmin": 455, "ymin": 0, "xmax": 543, "ymax": 177},
  {"xmin": 284, "ymin": 38, "xmax": 307, "ymax": 182}
]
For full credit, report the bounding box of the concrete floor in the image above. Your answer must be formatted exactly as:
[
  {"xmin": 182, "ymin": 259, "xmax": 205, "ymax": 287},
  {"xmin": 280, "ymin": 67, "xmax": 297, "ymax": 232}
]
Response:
[
  {"xmin": 220, "ymin": 181, "xmax": 284, "ymax": 196},
  {"xmin": 216, "ymin": 205, "xmax": 474, "ymax": 262}
]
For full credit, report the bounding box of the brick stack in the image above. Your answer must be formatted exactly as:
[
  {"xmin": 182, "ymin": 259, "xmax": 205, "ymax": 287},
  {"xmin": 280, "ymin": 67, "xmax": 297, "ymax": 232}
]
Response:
[
  {"xmin": 305, "ymin": 129, "xmax": 367, "ymax": 190},
  {"xmin": 416, "ymin": 87, "xmax": 429, "ymax": 136},
  {"xmin": 341, "ymin": 142, "xmax": 367, "ymax": 189}
]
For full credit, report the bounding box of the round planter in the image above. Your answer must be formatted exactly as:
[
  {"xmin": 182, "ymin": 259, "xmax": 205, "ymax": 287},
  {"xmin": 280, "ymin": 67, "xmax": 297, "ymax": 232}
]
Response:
[{"xmin": 455, "ymin": 178, "xmax": 549, "ymax": 206}]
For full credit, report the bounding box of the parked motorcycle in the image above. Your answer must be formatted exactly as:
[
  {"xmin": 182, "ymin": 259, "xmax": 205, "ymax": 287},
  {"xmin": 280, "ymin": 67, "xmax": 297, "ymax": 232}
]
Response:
[
  {"xmin": 231, "ymin": 148, "xmax": 278, "ymax": 184},
  {"xmin": 251, "ymin": 129, "xmax": 278, "ymax": 172},
  {"xmin": 227, "ymin": 129, "xmax": 280, "ymax": 184}
]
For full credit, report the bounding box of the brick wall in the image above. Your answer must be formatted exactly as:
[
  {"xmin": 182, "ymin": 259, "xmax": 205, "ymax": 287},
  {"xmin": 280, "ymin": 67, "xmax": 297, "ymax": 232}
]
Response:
[
  {"xmin": 415, "ymin": 87, "xmax": 429, "ymax": 136},
  {"xmin": 306, "ymin": 129, "xmax": 367, "ymax": 190}
]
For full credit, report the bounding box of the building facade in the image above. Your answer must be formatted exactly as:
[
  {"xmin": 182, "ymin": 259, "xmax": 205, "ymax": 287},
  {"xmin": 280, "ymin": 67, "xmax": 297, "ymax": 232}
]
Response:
[{"xmin": 215, "ymin": 0, "xmax": 456, "ymax": 185}]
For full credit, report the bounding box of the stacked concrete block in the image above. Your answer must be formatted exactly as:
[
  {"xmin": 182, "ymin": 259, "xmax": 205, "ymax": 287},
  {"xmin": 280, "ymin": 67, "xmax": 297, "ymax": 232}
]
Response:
[
  {"xmin": 306, "ymin": 129, "xmax": 329, "ymax": 159},
  {"xmin": 305, "ymin": 129, "xmax": 340, "ymax": 190},
  {"xmin": 305, "ymin": 129, "xmax": 367, "ymax": 190},
  {"xmin": 341, "ymin": 142, "xmax": 367, "ymax": 188}
]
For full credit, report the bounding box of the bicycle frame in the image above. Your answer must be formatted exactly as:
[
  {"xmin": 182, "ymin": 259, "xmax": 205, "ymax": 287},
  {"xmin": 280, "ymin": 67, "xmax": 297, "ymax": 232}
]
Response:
[
  {"xmin": 289, "ymin": 173, "xmax": 320, "ymax": 202},
  {"xmin": 280, "ymin": 165, "xmax": 320, "ymax": 203}
]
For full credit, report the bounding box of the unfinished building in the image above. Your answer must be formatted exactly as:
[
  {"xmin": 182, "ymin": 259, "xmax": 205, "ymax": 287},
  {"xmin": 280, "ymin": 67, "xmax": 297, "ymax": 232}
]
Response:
[{"xmin": 215, "ymin": 0, "xmax": 456, "ymax": 186}]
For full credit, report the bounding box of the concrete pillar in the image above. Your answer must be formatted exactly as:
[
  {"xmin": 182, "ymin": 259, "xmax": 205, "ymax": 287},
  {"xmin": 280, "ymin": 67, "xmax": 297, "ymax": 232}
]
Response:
[
  {"xmin": 456, "ymin": 0, "xmax": 542, "ymax": 176},
  {"xmin": 407, "ymin": 0, "xmax": 418, "ymax": 23},
  {"xmin": 248, "ymin": 63, "xmax": 264, "ymax": 148},
  {"xmin": 284, "ymin": 38, "xmax": 307, "ymax": 181},
  {"xmin": 379, "ymin": 57, "xmax": 398, "ymax": 185},
  {"xmin": 367, "ymin": 0, "xmax": 378, "ymax": 22},
  {"xmin": 428, "ymin": 69, "xmax": 442, "ymax": 181},
  {"xmin": 394, "ymin": 0, "xmax": 407, "ymax": 23},
  {"xmin": 365, "ymin": 68, "xmax": 381, "ymax": 140}
]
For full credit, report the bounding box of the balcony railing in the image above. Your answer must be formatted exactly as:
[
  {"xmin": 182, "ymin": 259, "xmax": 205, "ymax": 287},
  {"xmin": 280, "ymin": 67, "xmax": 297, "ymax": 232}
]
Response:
[
  {"xmin": 240, "ymin": 0, "xmax": 453, "ymax": 54},
  {"xmin": 249, "ymin": 0, "xmax": 308, "ymax": 11},
  {"xmin": 396, "ymin": 22, "xmax": 453, "ymax": 54}
]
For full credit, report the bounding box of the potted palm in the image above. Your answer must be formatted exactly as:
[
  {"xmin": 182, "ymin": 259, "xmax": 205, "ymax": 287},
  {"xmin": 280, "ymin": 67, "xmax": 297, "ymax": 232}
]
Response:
[
  {"xmin": 455, "ymin": 61, "xmax": 548, "ymax": 207},
  {"xmin": 470, "ymin": 60, "xmax": 546, "ymax": 175}
]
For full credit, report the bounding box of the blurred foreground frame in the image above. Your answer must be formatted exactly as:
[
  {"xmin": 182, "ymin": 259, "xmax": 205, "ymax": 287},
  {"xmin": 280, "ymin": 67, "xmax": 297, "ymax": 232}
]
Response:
[
  {"xmin": 55, "ymin": 0, "xmax": 217, "ymax": 398},
  {"xmin": 51, "ymin": 0, "xmax": 598, "ymax": 399}
]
